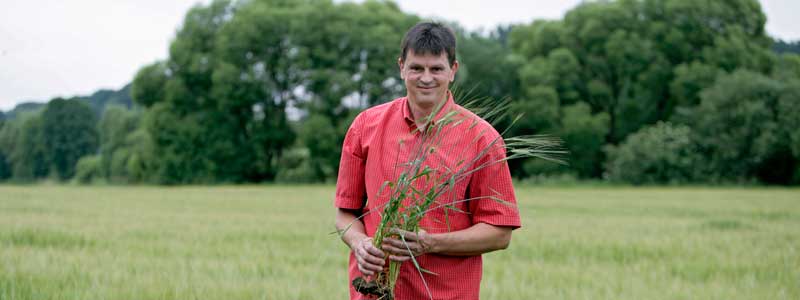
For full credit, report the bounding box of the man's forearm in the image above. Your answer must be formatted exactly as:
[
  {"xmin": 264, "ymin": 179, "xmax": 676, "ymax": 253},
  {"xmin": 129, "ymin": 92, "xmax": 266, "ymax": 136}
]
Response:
[
  {"xmin": 335, "ymin": 208, "xmax": 368, "ymax": 249},
  {"xmin": 429, "ymin": 223, "xmax": 512, "ymax": 256}
]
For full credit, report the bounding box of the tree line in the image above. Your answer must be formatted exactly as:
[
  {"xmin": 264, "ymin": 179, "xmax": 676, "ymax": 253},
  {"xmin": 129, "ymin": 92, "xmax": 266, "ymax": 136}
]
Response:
[{"xmin": 1, "ymin": 0, "xmax": 798, "ymax": 185}]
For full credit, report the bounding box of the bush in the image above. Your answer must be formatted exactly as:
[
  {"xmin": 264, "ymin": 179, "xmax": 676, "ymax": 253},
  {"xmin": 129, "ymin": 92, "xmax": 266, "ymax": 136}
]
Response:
[
  {"xmin": 521, "ymin": 158, "xmax": 566, "ymax": 177},
  {"xmin": 299, "ymin": 114, "xmax": 340, "ymax": 181},
  {"xmin": 275, "ymin": 148, "xmax": 317, "ymax": 183},
  {"xmin": 605, "ymin": 122, "xmax": 701, "ymax": 185},
  {"xmin": 74, "ymin": 155, "xmax": 103, "ymax": 184},
  {"xmin": 124, "ymin": 128, "xmax": 156, "ymax": 183}
]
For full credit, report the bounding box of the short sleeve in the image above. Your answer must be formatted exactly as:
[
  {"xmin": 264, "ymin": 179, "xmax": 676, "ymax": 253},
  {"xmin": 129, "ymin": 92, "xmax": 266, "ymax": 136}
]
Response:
[
  {"xmin": 334, "ymin": 113, "xmax": 367, "ymax": 209},
  {"xmin": 467, "ymin": 135, "xmax": 521, "ymax": 229}
]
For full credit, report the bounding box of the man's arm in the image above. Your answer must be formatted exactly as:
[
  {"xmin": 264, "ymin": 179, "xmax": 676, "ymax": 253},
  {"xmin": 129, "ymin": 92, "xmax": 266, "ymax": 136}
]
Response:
[
  {"xmin": 381, "ymin": 222, "xmax": 512, "ymax": 261},
  {"xmin": 335, "ymin": 208, "xmax": 386, "ymax": 276}
]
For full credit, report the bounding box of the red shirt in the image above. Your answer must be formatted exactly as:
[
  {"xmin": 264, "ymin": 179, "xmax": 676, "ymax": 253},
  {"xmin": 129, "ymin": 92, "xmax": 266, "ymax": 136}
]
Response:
[{"xmin": 335, "ymin": 92, "xmax": 521, "ymax": 300}]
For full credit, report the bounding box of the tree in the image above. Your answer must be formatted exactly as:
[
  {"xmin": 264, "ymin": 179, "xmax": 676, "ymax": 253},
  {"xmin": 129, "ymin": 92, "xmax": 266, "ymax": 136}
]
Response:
[
  {"xmin": 84, "ymin": 84, "xmax": 135, "ymax": 116},
  {"xmin": 97, "ymin": 106, "xmax": 141, "ymax": 182},
  {"xmin": 777, "ymin": 80, "xmax": 800, "ymax": 183},
  {"xmin": 689, "ymin": 70, "xmax": 794, "ymax": 184},
  {"xmin": 773, "ymin": 39, "xmax": 800, "ymax": 54},
  {"xmin": 509, "ymin": 0, "xmax": 776, "ymax": 179},
  {"xmin": 132, "ymin": 0, "xmax": 254, "ymax": 183},
  {"xmin": 0, "ymin": 151, "xmax": 9, "ymax": 180},
  {"xmin": 668, "ymin": 62, "xmax": 722, "ymax": 123},
  {"xmin": 0, "ymin": 112, "xmax": 11, "ymax": 180},
  {"xmin": 132, "ymin": 0, "xmax": 418, "ymax": 183},
  {"xmin": 454, "ymin": 26, "xmax": 521, "ymax": 103},
  {"xmin": 773, "ymin": 53, "xmax": 800, "ymax": 81},
  {"xmin": 509, "ymin": 86, "xmax": 559, "ymax": 135},
  {"xmin": 3, "ymin": 102, "xmax": 45, "ymax": 120},
  {"xmin": 560, "ymin": 103, "xmax": 610, "ymax": 178},
  {"xmin": 41, "ymin": 98, "xmax": 99, "ymax": 180},
  {"xmin": 3, "ymin": 112, "xmax": 48, "ymax": 181},
  {"xmin": 131, "ymin": 62, "xmax": 168, "ymax": 108}
]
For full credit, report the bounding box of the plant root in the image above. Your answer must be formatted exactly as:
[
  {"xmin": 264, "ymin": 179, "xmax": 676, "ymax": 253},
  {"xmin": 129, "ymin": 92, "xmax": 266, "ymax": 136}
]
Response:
[{"xmin": 352, "ymin": 277, "xmax": 393, "ymax": 300}]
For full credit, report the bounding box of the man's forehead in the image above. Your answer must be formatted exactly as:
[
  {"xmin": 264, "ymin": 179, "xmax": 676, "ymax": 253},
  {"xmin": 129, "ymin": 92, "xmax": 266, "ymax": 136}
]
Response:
[{"xmin": 404, "ymin": 49, "xmax": 448, "ymax": 63}]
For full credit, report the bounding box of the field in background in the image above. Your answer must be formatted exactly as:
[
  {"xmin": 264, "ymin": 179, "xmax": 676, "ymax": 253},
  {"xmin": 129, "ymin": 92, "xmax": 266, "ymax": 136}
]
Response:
[{"xmin": 0, "ymin": 186, "xmax": 798, "ymax": 299}]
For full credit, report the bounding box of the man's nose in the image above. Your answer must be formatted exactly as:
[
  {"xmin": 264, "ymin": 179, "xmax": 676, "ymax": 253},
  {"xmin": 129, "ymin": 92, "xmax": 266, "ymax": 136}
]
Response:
[{"xmin": 420, "ymin": 70, "xmax": 433, "ymax": 83}]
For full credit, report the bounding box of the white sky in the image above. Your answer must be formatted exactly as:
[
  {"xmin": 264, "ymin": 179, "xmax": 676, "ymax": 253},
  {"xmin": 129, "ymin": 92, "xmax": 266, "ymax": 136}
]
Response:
[{"xmin": 1, "ymin": 0, "xmax": 798, "ymax": 111}]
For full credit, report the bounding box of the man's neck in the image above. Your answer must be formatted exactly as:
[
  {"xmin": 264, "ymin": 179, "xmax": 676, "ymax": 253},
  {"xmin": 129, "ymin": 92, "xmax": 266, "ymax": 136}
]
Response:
[
  {"xmin": 407, "ymin": 95, "xmax": 448, "ymax": 130},
  {"xmin": 408, "ymin": 100, "xmax": 433, "ymax": 127}
]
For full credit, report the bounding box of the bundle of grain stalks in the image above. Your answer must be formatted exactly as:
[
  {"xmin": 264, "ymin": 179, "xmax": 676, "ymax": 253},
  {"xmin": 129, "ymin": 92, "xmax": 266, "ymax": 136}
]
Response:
[{"xmin": 342, "ymin": 90, "xmax": 565, "ymax": 300}]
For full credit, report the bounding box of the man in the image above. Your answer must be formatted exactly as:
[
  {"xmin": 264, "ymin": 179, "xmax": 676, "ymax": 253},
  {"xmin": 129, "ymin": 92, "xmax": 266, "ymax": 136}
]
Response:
[{"xmin": 334, "ymin": 22, "xmax": 520, "ymax": 300}]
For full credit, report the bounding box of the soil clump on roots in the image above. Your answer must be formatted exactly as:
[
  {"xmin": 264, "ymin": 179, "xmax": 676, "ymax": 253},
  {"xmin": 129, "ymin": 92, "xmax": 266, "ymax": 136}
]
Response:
[{"xmin": 353, "ymin": 277, "xmax": 393, "ymax": 300}]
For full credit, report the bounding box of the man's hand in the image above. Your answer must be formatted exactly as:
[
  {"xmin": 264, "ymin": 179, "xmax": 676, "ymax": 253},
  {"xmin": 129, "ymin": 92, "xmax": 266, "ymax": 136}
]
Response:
[
  {"xmin": 353, "ymin": 237, "xmax": 386, "ymax": 276},
  {"xmin": 382, "ymin": 223, "xmax": 513, "ymax": 259},
  {"xmin": 382, "ymin": 228, "xmax": 434, "ymax": 262},
  {"xmin": 336, "ymin": 208, "xmax": 387, "ymax": 276}
]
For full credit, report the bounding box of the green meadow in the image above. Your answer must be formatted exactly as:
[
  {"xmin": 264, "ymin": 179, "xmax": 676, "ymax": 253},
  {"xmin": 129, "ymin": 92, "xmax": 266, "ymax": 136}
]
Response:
[{"xmin": 0, "ymin": 186, "xmax": 798, "ymax": 299}]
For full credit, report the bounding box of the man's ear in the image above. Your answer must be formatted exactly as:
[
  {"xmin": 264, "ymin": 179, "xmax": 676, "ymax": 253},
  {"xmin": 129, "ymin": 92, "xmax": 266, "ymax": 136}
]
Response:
[
  {"xmin": 450, "ymin": 60, "xmax": 459, "ymax": 82},
  {"xmin": 398, "ymin": 57, "xmax": 405, "ymax": 79}
]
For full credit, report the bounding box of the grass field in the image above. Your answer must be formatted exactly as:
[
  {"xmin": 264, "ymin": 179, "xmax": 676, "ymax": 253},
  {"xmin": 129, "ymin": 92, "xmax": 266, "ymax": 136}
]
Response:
[{"xmin": 0, "ymin": 185, "xmax": 798, "ymax": 299}]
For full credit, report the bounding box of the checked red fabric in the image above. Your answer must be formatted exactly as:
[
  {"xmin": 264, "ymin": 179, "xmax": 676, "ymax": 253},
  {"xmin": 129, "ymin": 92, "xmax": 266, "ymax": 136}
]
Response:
[{"xmin": 335, "ymin": 92, "xmax": 521, "ymax": 300}]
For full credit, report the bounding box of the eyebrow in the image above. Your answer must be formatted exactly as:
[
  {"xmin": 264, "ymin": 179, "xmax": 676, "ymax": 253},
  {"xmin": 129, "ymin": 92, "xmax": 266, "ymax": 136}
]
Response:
[{"xmin": 408, "ymin": 62, "xmax": 446, "ymax": 68}]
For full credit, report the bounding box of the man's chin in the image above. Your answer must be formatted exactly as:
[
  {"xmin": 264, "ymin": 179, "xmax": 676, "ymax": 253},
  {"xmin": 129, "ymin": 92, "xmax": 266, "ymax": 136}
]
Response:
[
  {"xmin": 412, "ymin": 96, "xmax": 435, "ymax": 105},
  {"xmin": 413, "ymin": 93, "xmax": 443, "ymax": 104}
]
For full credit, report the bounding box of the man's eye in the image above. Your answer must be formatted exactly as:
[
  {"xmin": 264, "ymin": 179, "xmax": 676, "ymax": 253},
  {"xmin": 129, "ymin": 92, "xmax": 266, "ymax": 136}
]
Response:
[
  {"xmin": 432, "ymin": 68, "xmax": 443, "ymax": 72},
  {"xmin": 411, "ymin": 67, "xmax": 423, "ymax": 71}
]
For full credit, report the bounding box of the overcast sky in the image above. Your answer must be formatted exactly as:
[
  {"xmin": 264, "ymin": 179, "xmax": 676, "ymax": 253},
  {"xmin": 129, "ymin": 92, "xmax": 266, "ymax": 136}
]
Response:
[{"xmin": 1, "ymin": 0, "xmax": 798, "ymax": 111}]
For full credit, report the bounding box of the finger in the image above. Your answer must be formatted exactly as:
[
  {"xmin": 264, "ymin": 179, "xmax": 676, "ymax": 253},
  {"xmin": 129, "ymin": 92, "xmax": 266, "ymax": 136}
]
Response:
[
  {"xmin": 389, "ymin": 228, "xmax": 417, "ymax": 240},
  {"xmin": 389, "ymin": 254, "xmax": 411, "ymax": 262},
  {"xmin": 382, "ymin": 237, "xmax": 400, "ymax": 247},
  {"xmin": 355, "ymin": 254, "xmax": 372, "ymax": 274},
  {"xmin": 356, "ymin": 247, "xmax": 385, "ymax": 268},
  {"xmin": 364, "ymin": 244, "xmax": 386, "ymax": 258},
  {"xmin": 356, "ymin": 254, "xmax": 384, "ymax": 273},
  {"xmin": 358, "ymin": 264, "xmax": 375, "ymax": 276},
  {"xmin": 385, "ymin": 238, "xmax": 421, "ymax": 254},
  {"xmin": 381, "ymin": 242, "xmax": 399, "ymax": 252},
  {"xmin": 384, "ymin": 237, "xmax": 415, "ymax": 248},
  {"xmin": 358, "ymin": 246, "xmax": 385, "ymax": 265},
  {"xmin": 365, "ymin": 261, "xmax": 384, "ymax": 273},
  {"xmin": 358, "ymin": 237, "xmax": 379, "ymax": 254},
  {"xmin": 363, "ymin": 253, "xmax": 386, "ymax": 266},
  {"xmin": 384, "ymin": 241, "xmax": 419, "ymax": 255},
  {"xmin": 381, "ymin": 243, "xmax": 410, "ymax": 256},
  {"xmin": 355, "ymin": 250, "xmax": 371, "ymax": 269}
]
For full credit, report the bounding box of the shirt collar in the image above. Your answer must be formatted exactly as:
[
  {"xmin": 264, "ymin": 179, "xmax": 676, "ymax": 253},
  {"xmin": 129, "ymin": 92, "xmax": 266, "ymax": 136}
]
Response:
[{"xmin": 402, "ymin": 91, "xmax": 456, "ymax": 128}]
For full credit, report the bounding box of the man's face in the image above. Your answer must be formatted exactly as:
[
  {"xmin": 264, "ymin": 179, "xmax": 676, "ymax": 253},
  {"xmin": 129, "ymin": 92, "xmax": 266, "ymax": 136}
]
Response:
[{"xmin": 399, "ymin": 49, "xmax": 458, "ymax": 108}]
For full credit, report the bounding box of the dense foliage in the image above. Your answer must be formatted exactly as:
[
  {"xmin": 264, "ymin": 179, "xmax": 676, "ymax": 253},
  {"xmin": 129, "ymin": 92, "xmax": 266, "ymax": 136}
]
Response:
[
  {"xmin": 0, "ymin": 0, "xmax": 798, "ymax": 185},
  {"xmin": 605, "ymin": 122, "xmax": 700, "ymax": 184},
  {"xmin": 129, "ymin": 0, "xmax": 418, "ymax": 184}
]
